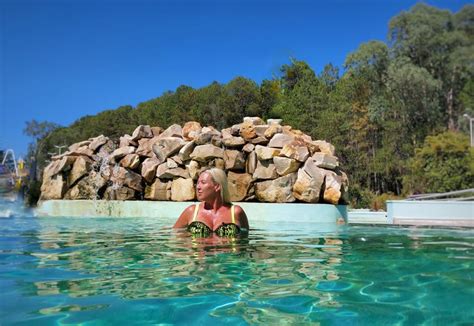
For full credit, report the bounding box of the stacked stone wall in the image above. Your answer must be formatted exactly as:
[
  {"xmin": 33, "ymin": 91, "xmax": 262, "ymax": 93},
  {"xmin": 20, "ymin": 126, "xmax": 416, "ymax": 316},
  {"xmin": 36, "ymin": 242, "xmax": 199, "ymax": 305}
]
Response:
[{"xmin": 40, "ymin": 117, "xmax": 348, "ymax": 204}]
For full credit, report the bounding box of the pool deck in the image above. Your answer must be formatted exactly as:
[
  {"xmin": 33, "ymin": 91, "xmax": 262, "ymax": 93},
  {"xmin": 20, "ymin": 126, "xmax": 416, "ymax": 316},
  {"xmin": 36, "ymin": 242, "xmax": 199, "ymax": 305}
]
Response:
[
  {"xmin": 387, "ymin": 200, "xmax": 474, "ymax": 227},
  {"xmin": 348, "ymin": 200, "xmax": 473, "ymax": 227}
]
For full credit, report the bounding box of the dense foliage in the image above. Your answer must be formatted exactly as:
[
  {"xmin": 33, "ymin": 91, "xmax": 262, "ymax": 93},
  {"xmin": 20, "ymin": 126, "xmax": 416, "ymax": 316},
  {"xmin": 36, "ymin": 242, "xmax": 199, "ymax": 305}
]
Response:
[
  {"xmin": 404, "ymin": 131, "xmax": 474, "ymax": 194},
  {"xmin": 25, "ymin": 4, "xmax": 474, "ymax": 207}
]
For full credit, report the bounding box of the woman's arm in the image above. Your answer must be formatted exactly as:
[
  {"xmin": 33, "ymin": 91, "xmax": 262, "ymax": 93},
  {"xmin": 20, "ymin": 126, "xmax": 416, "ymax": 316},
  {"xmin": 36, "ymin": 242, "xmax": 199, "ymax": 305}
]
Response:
[
  {"xmin": 173, "ymin": 205, "xmax": 195, "ymax": 228},
  {"xmin": 235, "ymin": 205, "xmax": 249, "ymax": 230}
]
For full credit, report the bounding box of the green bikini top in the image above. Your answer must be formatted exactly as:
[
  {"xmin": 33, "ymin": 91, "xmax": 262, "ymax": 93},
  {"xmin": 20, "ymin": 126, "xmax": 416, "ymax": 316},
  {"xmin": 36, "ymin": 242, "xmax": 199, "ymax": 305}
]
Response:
[{"xmin": 187, "ymin": 204, "xmax": 241, "ymax": 237}]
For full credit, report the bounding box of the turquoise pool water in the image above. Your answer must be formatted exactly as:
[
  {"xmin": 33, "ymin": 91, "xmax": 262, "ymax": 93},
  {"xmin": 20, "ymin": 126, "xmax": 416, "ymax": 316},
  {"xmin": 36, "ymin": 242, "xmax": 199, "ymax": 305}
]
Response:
[{"xmin": 1, "ymin": 201, "xmax": 473, "ymax": 325}]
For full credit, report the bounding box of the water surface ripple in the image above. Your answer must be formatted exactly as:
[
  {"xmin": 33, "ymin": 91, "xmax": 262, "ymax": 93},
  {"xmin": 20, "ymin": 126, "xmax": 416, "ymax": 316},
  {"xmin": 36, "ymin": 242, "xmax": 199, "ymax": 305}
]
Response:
[{"xmin": 0, "ymin": 209, "xmax": 473, "ymax": 325}]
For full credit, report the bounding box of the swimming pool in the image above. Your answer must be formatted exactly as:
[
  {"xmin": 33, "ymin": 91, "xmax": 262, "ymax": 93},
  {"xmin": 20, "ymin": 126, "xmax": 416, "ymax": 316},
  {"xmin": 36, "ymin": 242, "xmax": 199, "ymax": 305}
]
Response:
[{"xmin": 1, "ymin": 201, "xmax": 473, "ymax": 324}]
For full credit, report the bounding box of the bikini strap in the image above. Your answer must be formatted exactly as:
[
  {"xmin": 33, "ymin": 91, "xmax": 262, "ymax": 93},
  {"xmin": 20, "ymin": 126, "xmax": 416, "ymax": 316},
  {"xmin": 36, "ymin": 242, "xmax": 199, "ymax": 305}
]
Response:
[
  {"xmin": 231, "ymin": 205, "xmax": 235, "ymax": 224},
  {"xmin": 192, "ymin": 203, "xmax": 200, "ymax": 222}
]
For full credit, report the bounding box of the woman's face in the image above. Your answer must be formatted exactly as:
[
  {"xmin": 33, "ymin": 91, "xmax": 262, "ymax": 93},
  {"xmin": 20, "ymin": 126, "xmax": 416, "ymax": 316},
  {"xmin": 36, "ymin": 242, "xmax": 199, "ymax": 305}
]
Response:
[{"xmin": 196, "ymin": 172, "xmax": 220, "ymax": 201}]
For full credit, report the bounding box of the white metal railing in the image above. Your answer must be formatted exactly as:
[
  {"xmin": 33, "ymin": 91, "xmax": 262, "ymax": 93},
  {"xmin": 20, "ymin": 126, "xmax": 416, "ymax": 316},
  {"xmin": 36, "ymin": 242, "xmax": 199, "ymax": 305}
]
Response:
[{"xmin": 407, "ymin": 188, "xmax": 474, "ymax": 201}]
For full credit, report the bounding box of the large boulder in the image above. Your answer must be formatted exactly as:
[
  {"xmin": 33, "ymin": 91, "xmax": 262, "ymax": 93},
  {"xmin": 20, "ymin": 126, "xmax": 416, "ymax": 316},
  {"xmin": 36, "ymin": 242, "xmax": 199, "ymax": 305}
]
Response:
[
  {"xmin": 240, "ymin": 121, "xmax": 257, "ymax": 140},
  {"xmin": 311, "ymin": 152, "xmax": 339, "ymax": 170},
  {"xmin": 182, "ymin": 121, "xmax": 202, "ymax": 141},
  {"xmin": 255, "ymin": 173, "xmax": 297, "ymax": 203},
  {"xmin": 222, "ymin": 136, "xmax": 246, "ymax": 147},
  {"xmin": 227, "ymin": 172, "xmax": 253, "ymax": 202},
  {"xmin": 64, "ymin": 172, "xmax": 107, "ymax": 200},
  {"xmin": 243, "ymin": 116, "xmax": 265, "ymax": 125},
  {"xmin": 156, "ymin": 164, "xmax": 190, "ymax": 179},
  {"xmin": 245, "ymin": 151, "xmax": 257, "ymax": 174},
  {"xmin": 68, "ymin": 156, "xmax": 93, "ymax": 186},
  {"xmin": 145, "ymin": 179, "xmax": 171, "ymax": 200},
  {"xmin": 321, "ymin": 169, "xmax": 344, "ymax": 204},
  {"xmin": 194, "ymin": 127, "xmax": 222, "ymax": 146},
  {"xmin": 268, "ymin": 133, "xmax": 294, "ymax": 148},
  {"xmin": 292, "ymin": 159, "xmax": 326, "ymax": 202},
  {"xmin": 120, "ymin": 154, "xmax": 141, "ymax": 170},
  {"xmin": 141, "ymin": 157, "xmax": 161, "ymax": 183},
  {"xmin": 292, "ymin": 168, "xmax": 324, "ymax": 203},
  {"xmin": 253, "ymin": 160, "xmax": 278, "ymax": 180},
  {"xmin": 103, "ymin": 186, "xmax": 136, "ymax": 201},
  {"xmin": 136, "ymin": 136, "xmax": 159, "ymax": 157},
  {"xmin": 131, "ymin": 125, "xmax": 153, "ymax": 141},
  {"xmin": 273, "ymin": 156, "xmax": 300, "ymax": 176},
  {"xmin": 255, "ymin": 145, "xmax": 280, "ymax": 160},
  {"xmin": 43, "ymin": 156, "xmax": 76, "ymax": 180},
  {"xmin": 224, "ymin": 150, "xmax": 246, "ymax": 171},
  {"xmin": 158, "ymin": 124, "xmax": 183, "ymax": 139},
  {"xmin": 171, "ymin": 178, "xmax": 195, "ymax": 201},
  {"xmin": 68, "ymin": 140, "xmax": 91, "ymax": 153},
  {"xmin": 120, "ymin": 135, "xmax": 137, "ymax": 148},
  {"xmin": 40, "ymin": 174, "xmax": 67, "ymax": 200},
  {"xmin": 88, "ymin": 135, "xmax": 109, "ymax": 152},
  {"xmin": 312, "ymin": 140, "xmax": 335, "ymax": 156},
  {"xmin": 110, "ymin": 146, "xmax": 136, "ymax": 163},
  {"xmin": 110, "ymin": 166, "xmax": 143, "ymax": 192},
  {"xmin": 280, "ymin": 139, "xmax": 309, "ymax": 162},
  {"xmin": 152, "ymin": 137, "xmax": 185, "ymax": 163},
  {"xmin": 186, "ymin": 160, "xmax": 201, "ymax": 180},
  {"xmin": 189, "ymin": 144, "xmax": 224, "ymax": 162},
  {"xmin": 178, "ymin": 141, "xmax": 195, "ymax": 161},
  {"xmin": 67, "ymin": 146, "xmax": 95, "ymax": 159}
]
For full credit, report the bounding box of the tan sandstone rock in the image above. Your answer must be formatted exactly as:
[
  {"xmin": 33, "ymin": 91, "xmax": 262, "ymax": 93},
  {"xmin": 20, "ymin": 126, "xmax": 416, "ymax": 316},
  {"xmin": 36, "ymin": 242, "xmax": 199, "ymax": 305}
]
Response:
[
  {"xmin": 120, "ymin": 154, "xmax": 141, "ymax": 170},
  {"xmin": 171, "ymin": 178, "xmax": 195, "ymax": 201},
  {"xmin": 131, "ymin": 125, "xmax": 153, "ymax": 141},
  {"xmin": 68, "ymin": 156, "xmax": 93, "ymax": 186},
  {"xmin": 141, "ymin": 157, "xmax": 161, "ymax": 183},
  {"xmin": 273, "ymin": 156, "xmax": 300, "ymax": 176},
  {"xmin": 110, "ymin": 166, "xmax": 143, "ymax": 192},
  {"xmin": 227, "ymin": 172, "xmax": 253, "ymax": 202},
  {"xmin": 190, "ymin": 144, "xmax": 224, "ymax": 162},
  {"xmin": 268, "ymin": 133, "xmax": 294, "ymax": 148},
  {"xmin": 311, "ymin": 152, "xmax": 339, "ymax": 170},
  {"xmin": 224, "ymin": 150, "xmax": 246, "ymax": 171},
  {"xmin": 135, "ymin": 136, "xmax": 159, "ymax": 157},
  {"xmin": 182, "ymin": 121, "xmax": 202, "ymax": 141},
  {"xmin": 88, "ymin": 135, "xmax": 109, "ymax": 152},
  {"xmin": 103, "ymin": 186, "xmax": 136, "ymax": 201},
  {"xmin": 253, "ymin": 160, "xmax": 278, "ymax": 180},
  {"xmin": 145, "ymin": 179, "xmax": 171, "ymax": 200},
  {"xmin": 158, "ymin": 124, "xmax": 183, "ymax": 139},
  {"xmin": 255, "ymin": 145, "xmax": 280, "ymax": 160},
  {"xmin": 255, "ymin": 173, "xmax": 297, "ymax": 203},
  {"xmin": 240, "ymin": 121, "xmax": 257, "ymax": 140},
  {"xmin": 152, "ymin": 137, "xmax": 185, "ymax": 163}
]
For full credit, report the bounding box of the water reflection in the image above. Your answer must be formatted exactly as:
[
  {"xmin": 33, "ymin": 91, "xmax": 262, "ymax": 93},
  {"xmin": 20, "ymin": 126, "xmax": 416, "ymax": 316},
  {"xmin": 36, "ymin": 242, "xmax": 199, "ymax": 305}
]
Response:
[
  {"xmin": 29, "ymin": 218, "xmax": 344, "ymax": 311},
  {"xmin": 3, "ymin": 216, "xmax": 474, "ymax": 324}
]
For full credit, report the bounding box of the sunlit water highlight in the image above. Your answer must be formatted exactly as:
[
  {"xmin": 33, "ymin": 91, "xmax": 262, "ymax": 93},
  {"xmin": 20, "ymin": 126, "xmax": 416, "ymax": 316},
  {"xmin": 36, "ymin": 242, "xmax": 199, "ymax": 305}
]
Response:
[{"xmin": 1, "ymin": 200, "xmax": 473, "ymax": 325}]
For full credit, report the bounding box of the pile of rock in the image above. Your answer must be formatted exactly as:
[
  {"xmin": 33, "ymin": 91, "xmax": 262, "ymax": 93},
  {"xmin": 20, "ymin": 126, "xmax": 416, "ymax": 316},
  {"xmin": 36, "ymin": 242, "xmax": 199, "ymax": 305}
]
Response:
[{"xmin": 40, "ymin": 117, "xmax": 348, "ymax": 204}]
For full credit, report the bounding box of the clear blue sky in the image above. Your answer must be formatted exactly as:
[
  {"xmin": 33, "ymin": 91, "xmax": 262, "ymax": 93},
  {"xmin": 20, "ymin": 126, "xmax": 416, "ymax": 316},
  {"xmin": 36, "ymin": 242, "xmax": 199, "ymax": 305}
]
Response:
[{"xmin": 0, "ymin": 0, "xmax": 470, "ymax": 159}]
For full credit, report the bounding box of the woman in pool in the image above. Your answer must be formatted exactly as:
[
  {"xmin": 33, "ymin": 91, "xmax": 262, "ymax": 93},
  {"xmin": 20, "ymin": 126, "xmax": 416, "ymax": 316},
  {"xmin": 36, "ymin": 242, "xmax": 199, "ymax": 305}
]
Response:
[{"xmin": 173, "ymin": 168, "xmax": 249, "ymax": 237}]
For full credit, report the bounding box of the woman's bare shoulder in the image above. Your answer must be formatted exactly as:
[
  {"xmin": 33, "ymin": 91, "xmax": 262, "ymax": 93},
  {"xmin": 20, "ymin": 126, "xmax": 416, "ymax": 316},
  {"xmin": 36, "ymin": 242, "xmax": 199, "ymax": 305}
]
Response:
[{"xmin": 174, "ymin": 204, "xmax": 198, "ymax": 228}]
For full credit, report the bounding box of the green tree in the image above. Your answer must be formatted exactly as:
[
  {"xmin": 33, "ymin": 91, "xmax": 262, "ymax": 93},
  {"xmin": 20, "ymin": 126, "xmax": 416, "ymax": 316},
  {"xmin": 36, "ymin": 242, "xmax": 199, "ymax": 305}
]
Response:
[
  {"xmin": 403, "ymin": 131, "xmax": 474, "ymax": 193},
  {"xmin": 23, "ymin": 119, "xmax": 61, "ymax": 141},
  {"xmin": 389, "ymin": 3, "xmax": 474, "ymax": 130},
  {"xmin": 272, "ymin": 60, "xmax": 328, "ymax": 135},
  {"xmin": 221, "ymin": 77, "xmax": 263, "ymax": 127}
]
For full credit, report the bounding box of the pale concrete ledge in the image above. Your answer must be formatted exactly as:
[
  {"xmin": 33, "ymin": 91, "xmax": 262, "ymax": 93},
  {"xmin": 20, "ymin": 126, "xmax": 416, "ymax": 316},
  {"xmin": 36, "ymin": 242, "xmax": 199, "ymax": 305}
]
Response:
[
  {"xmin": 387, "ymin": 200, "xmax": 474, "ymax": 227},
  {"xmin": 36, "ymin": 200, "xmax": 348, "ymax": 224},
  {"xmin": 347, "ymin": 209, "xmax": 389, "ymax": 224}
]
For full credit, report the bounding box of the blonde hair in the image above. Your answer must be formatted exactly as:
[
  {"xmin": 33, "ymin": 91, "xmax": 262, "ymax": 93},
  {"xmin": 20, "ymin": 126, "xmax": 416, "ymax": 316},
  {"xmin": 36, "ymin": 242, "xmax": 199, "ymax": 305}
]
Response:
[{"xmin": 202, "ymin": 168, "xmax": 231, "ymax": 204}]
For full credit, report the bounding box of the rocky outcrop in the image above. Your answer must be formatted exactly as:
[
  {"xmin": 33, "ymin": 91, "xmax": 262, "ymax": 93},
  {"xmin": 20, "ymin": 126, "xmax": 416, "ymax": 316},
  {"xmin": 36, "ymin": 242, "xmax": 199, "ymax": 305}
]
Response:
[{"xmin": 39, "ymin": 118, "xmax": 348, "ymax": 204}]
